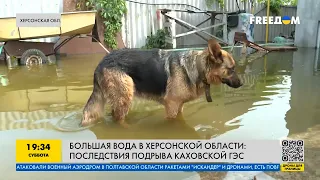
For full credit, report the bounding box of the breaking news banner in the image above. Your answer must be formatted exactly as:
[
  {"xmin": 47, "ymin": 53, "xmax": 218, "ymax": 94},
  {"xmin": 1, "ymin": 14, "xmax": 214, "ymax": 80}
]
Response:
[
  {"xmin": 16, "ymin": 13, "xmax": 61, "ymax": 27},
  {"xmin": 15, "ymin": 139, "xmax": 304, "ymax": 172}
]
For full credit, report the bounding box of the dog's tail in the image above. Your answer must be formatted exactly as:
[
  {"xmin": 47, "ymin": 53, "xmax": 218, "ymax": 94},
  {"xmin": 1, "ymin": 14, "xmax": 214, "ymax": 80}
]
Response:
[
  {"xmin": 93, "ymin": 72, "xmax": 105, "ymax": 98},
  {"xmin": 87, "ymin": 72, "xmax": 105, "ymax": 103}
]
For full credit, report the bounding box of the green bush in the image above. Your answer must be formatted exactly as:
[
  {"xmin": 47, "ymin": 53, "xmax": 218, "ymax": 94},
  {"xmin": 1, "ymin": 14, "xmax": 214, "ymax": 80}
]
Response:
[
  {"xmin": 258, "ymin": 0, "xmax": 298, "ymax": 16},
  {"xmin": 142, "ymin": 29, "xmax": 169, "ymax": 49}
]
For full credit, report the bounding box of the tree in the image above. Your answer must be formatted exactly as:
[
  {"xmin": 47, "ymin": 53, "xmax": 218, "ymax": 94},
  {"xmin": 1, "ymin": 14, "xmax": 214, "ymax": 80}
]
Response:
[{"xmin": 258, "ymin": 0, "xmax": 298, "ymax": 15}]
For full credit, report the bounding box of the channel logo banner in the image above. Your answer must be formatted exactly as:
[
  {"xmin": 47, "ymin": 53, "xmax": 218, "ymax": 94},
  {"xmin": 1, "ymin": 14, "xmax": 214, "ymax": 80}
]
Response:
[{"xmin": 15, "ymin": 139, "xmax": 305, "ymax": 172}]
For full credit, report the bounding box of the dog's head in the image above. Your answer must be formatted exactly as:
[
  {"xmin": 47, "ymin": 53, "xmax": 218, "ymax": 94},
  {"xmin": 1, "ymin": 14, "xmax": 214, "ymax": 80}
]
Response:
[{"xmin": 206, "ymin": 39, "xmax": 243, "ymax": 88}]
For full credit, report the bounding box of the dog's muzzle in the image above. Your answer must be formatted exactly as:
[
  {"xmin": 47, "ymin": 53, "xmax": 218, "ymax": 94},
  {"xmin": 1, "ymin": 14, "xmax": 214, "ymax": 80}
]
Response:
[{"xmin": 221, "ymin": 74, "xmax": 243, "ymax": 88}]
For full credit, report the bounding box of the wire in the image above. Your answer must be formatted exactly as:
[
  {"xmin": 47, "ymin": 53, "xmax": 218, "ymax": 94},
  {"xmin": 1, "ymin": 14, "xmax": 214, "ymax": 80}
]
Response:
[
  {"xmin": 236, "ymin": 0, "xmax": 241, "ymax": 13},
  {"xmin": 124, "ymin": 0, "xmax": 203, "ymax": 11}
]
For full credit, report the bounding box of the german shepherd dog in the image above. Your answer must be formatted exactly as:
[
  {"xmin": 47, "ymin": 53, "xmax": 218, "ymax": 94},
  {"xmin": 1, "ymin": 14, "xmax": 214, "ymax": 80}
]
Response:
[{"xmin": 81, "ymin": 39, "xmax": 242, "ymax": 127}]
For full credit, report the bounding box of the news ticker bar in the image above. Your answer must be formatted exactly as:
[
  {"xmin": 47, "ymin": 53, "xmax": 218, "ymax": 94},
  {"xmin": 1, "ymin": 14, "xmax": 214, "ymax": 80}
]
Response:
[
  {"xmin": 15, "ymin": 139, "xmax": 304, "ymax": 164},
  {"xmin": 16, "ymin": 163, "xmax": 304, "ymax": 172}
]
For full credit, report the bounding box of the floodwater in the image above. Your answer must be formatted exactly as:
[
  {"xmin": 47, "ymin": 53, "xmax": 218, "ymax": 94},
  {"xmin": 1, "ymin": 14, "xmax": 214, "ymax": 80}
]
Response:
[{"xmin": 0, "ymin": 48, "xmax": 319, "ymax": 180}]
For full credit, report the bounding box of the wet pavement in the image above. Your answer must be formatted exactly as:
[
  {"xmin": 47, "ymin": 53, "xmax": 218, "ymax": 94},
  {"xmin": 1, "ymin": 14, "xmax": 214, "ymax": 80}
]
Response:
[{"xmin": 0, "ymin": 47, "xmax": 319, "ymax": 180}]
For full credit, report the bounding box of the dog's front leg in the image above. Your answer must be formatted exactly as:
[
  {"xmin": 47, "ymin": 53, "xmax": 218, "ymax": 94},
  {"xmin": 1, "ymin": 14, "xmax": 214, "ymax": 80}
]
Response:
[{"xmin": 164, "ymin": 98, "xmax": 183, "ymax": 120}]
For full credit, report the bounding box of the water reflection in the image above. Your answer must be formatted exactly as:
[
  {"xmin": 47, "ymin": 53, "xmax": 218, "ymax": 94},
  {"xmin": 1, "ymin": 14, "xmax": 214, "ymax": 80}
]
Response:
[
  {"xmin": 314, "ymin": 48, "xmax": 320, "ymax": 75},
  {"xmin": 285, "ymin": 48, "xmax": 320, "ymax": 135}
]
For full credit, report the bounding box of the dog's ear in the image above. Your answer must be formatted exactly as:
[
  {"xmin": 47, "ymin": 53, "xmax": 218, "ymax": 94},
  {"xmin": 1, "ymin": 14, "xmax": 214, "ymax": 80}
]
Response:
[{"xmin": 208, "ymin": 39, "xmax": 222, "ymax": 63}]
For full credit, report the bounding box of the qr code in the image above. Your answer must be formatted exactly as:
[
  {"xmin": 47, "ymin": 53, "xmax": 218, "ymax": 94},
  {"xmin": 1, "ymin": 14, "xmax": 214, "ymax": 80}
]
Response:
[{"xmin": 281, "ymin": 139, "xmax": 304, "ymax": 162}]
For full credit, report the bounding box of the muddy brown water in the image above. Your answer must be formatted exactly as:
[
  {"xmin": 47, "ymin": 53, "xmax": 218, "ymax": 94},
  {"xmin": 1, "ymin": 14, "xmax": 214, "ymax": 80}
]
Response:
[{"xmin": 0, "ymin": 48, "xmax": 319, "ymax": 180}]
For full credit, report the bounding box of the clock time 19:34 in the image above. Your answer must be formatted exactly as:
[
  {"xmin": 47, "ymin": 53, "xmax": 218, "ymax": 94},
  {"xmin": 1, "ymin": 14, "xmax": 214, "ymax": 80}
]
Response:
[{"xmin": 27, "ymin": 144, "xmax": 51, "ymax": 151}]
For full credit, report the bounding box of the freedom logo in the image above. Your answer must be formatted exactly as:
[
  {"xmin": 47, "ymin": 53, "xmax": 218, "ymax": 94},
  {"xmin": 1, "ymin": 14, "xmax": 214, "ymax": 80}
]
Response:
[{"xmin": 249, "ymin": 15, "xmax": 300, "ymax": 25}]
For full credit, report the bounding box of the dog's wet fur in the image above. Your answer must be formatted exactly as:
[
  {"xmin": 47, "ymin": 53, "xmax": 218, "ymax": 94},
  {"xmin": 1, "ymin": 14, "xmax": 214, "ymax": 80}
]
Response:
[{"xmin": 81, "ymin": 39, "xmax": 242, "ymax": 127}]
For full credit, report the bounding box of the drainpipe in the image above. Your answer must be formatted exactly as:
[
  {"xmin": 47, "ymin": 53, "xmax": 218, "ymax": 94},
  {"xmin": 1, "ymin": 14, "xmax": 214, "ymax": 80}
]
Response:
[
  {"xmin": 265, "ymin": 0, "xmax": 270, "ymax": 43},
  {"xmin": 250, "ymin": 0, "xmax": 254, "ymax": 14}
]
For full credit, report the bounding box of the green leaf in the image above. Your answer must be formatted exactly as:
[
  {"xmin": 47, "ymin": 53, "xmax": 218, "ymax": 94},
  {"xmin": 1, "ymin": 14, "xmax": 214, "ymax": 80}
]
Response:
[{"xmin": 86, "ymin": 0, "xmax": 126, "ymax": 49}]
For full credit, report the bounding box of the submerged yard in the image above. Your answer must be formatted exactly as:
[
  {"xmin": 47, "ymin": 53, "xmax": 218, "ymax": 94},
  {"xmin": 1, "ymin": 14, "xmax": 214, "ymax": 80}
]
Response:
[{"xmin": 0, "ymin": 47, "xmax": 319, "ymax": 180}]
